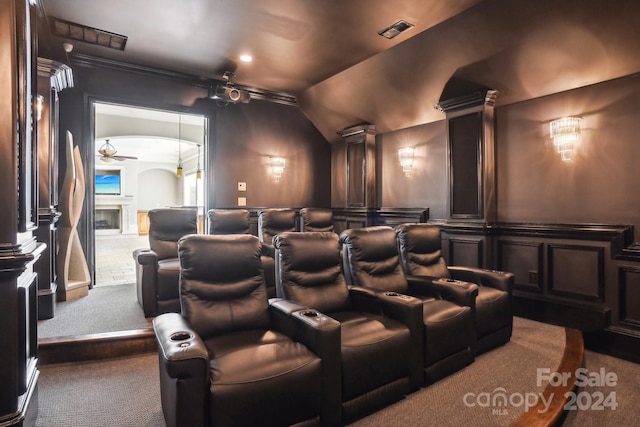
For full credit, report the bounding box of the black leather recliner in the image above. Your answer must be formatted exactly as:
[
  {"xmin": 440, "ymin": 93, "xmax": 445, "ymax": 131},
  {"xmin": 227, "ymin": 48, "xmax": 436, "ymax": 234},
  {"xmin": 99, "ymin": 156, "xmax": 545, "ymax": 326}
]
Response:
[
  {"xmin": 133, "ymin": 207, "xmax": 198, "ymax": 317},
  {"xmin": 153, "ymin": 234, "xmax": 337, "ymax": 427},
  {"xmin": 340, "ymin": 226, "xmax": 477, "ymax": 384},
  {"xmin": 395, "ymin": 223, "xmax": 514, "ymax": 355},
  {"xmin": 258, "ymin": 208, "xmax": 298, "ymax": 298},
  {"xmin": 299, "ymin": 207, "xmax": 334, "ymax": 232},
  {"xmin": 274, "ymin": 231, "xmax": 423, "ymax": 424},
  {"xmin": 207, "ymin": 208, "xmax": 250, "ymax": 235}
]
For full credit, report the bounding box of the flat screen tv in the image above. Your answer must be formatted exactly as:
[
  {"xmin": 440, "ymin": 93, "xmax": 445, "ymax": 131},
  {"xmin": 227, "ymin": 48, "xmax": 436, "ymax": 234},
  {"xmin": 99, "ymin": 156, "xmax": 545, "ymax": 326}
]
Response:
[{"xmin": 95, "ymin": 170, "xmax": 121, "ymax": 195}]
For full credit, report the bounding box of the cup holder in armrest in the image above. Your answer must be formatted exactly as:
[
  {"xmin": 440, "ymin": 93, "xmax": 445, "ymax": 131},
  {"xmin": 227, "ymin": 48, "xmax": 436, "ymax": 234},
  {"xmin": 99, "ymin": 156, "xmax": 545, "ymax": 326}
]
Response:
[
  {"xmin": 300, "ymin": 310, "xmax": 319, "ymax": 318},
  {"xmin": 383, "ymin": 291, "xmax": 414, "ymax": 300},
  {"xmin": 169, "ymin": 331, "xmax": 192, "ymax": 342}
]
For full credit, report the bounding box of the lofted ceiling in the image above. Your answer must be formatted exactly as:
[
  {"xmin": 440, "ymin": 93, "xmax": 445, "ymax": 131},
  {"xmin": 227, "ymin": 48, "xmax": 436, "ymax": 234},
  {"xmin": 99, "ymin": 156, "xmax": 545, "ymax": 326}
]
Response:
[{"xmin": 40, "ymin": 0, "xmax": 640, "ymax": 143}]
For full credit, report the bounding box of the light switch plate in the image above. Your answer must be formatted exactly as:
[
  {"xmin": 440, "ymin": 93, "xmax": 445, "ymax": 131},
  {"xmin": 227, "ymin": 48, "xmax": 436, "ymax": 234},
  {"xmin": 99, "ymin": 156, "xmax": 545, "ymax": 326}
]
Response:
[
  {"xmin": 237, "ymin": 197, "xmax": 247, "ymax": 206},
  {"xmin": 238, "ymin": 182, "xmax": 246, "ymax": 191}
]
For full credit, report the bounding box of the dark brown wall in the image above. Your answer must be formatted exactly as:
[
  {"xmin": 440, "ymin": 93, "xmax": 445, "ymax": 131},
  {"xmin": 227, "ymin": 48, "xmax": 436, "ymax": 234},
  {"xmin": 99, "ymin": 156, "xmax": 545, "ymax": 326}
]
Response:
[
  {"xmin": 212, "ymin": 99, "xmax": 330, "ymax": 208},
  {"xmin": 377, "ymin": 121, "xmax": 447, "ymax": 217},
  {"xmin": 374, "ymin": 73, "xmax": 640, "ymax": 240},
  {"xmin": 496, "ymin": 73, "xmax": 640, "ymax": 241}
]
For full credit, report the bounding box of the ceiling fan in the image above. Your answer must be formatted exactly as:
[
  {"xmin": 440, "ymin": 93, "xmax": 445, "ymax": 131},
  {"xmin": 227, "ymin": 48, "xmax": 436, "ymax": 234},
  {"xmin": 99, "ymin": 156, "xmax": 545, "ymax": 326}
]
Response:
[{"xmin": 98, "ymin": 140, "xmax": 138, "ymax": 162}]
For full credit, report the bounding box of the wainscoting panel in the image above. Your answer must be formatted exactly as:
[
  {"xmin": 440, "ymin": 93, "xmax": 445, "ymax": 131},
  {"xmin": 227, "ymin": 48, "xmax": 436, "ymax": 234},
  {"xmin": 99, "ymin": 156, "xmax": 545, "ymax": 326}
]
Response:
[
  {"xmin": 447, "ymin": 237, "xmax": 483, "ymax": 268},
  {"xmin": 432, "ymin": 221, "xmax": 640, "ymax": 360},
  {"xmin": 548, "ymin": 244, "xmax": 605, "ymax": 302},
  {"xmin": 618, "ymin": 266, "xmax": 640, "ymax": 328},
  {"xmin": 498, "ymin": 240, "xmax": 543, "ymax": 292}
]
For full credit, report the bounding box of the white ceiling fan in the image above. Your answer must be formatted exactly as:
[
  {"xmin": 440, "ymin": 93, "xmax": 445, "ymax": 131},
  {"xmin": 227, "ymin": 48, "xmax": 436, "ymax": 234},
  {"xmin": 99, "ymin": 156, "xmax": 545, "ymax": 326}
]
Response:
[{"xmin": 97, "ymin": 140, "xmax": 138, "ymax": 162}]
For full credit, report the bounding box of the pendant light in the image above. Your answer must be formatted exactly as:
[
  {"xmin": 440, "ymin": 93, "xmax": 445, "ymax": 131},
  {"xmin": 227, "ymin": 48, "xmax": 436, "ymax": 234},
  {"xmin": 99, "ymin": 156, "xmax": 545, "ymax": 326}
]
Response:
[
  {"xmin": 176, "ymin": 115, "xmax": 183, "ymax": 177},
  {"xmin": 196, "ymin": 144, "xmax": 202, "ymax": 179}
]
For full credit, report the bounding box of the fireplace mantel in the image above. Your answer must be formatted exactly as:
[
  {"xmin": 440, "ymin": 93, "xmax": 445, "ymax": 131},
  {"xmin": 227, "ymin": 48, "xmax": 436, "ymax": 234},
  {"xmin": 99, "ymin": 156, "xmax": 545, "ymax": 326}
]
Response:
[{"xmin": 96, "ymin": 195, "xmax": 136, "ymax": 234}]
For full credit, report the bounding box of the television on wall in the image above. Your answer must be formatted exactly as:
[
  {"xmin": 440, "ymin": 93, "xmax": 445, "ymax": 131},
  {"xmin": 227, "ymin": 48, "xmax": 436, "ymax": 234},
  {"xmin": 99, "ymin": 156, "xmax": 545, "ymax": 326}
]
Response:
[{"xmin": 95, "ymin": 170, "xmax": 121, "ymax": 195}]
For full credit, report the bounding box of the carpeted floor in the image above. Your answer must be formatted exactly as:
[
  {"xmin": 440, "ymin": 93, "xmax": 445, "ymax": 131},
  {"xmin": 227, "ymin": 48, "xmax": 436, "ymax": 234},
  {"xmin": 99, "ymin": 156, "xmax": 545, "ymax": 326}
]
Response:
[
  {"xmin": 38, "ymin": 283, "xmax": 152, "ymax": 339},
  {"xmin": 36, "ymin": 317, "xmax": 568, "ymax": 427}
]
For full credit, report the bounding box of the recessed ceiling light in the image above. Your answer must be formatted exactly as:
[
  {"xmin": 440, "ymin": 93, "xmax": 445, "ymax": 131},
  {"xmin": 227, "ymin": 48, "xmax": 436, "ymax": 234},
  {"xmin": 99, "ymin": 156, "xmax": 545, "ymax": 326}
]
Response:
[{"xmin": 240, "ymin": 54, "xmax": 253, "ymax": 63}]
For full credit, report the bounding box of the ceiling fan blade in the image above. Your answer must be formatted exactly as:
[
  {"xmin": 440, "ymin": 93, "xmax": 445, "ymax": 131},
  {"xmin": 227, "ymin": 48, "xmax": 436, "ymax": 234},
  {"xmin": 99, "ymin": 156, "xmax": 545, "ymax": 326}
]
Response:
[{"xmin": 113, "ymin": 155, "xmax": 138, "ymax": 161}]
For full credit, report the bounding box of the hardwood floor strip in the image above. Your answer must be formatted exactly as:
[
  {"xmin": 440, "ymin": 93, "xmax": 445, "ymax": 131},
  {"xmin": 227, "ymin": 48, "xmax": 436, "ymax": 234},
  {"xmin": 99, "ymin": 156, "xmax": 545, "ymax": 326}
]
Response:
[
  {"xmin": 39, "ymin": 328, "xmax": 156, "ymax": 364},
  {"xmin": 511, "ymin": 328, "xmax": 584, "ymax": 427}
]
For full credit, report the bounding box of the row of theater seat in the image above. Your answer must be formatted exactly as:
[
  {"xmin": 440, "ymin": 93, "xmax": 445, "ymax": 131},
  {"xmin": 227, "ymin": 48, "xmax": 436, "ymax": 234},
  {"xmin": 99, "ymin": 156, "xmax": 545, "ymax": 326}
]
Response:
[
  {"xmin": 152, "ymin": 221, "xmax": 514, "ymax": 427},
  {"xmin": 133, "ymin": 207, "xmax": 333, "ymax": 317}
]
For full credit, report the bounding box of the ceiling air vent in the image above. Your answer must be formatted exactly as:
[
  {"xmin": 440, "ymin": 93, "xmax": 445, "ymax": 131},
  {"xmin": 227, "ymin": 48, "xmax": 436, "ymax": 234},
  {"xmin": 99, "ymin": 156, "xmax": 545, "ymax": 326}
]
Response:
[
  {"xmin": 378, "ymin": 19, "xmax": 414, "ymax": 39},
  {"xmin": 50, "ymin": 18, "xmax": 128, "ymax": 51}
]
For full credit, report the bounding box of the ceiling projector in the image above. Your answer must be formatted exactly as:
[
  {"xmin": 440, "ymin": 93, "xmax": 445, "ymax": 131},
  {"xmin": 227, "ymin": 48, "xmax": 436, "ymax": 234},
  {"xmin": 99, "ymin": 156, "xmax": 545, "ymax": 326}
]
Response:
[{"xmin": 209, "ymin": 85, "xmax": 250, "ymax": 103}]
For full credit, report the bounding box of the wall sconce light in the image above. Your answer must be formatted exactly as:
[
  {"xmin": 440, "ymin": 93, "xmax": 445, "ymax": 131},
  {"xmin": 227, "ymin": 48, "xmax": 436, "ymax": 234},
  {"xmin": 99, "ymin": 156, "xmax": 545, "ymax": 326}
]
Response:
[
  {"xmin": 549, "ymin": 117, "xmax": 582, "ymax": 161},
  {"xmin": 269, "ymin": 156, "xmax": 285, "ymax": 182},
  {"xmin": 36, "ymin": 94, "xmax": 44, "ymax": 121},
  {"xmin": 398, "ymin": 147, "xmax": 415, "ymax": 177}
]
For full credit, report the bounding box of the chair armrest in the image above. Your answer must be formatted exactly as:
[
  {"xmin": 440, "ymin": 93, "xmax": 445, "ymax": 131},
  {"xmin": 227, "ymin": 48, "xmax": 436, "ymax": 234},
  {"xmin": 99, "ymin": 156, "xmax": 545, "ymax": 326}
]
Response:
[
  {"xmin": 133, "ymin": 248, "xmax": 158, "ymax": 265},
  {"xmin": 269, "ymin": 299, "xmax": 340, "ymax": 357},
  {"xmin": 269, "ymin": 299, "xmax": 342, "ymax": 427},
  {"xmin": 133, "ymin": 248, "xmax": 160, "ymax": 317},
  {"xmin": 348, "ymin": 286, "xmax": 423, "ymax": 391},
  {"xmin": 407, "ymin": 275, "xmax": 478, "ymax": 308},
  {"xmin": 153, "ymin": 313, "xmax": 209, "ymax": 427},
  {"xmin": 448, "ymin": 266, "xmax": 514, "ymax": 294}
]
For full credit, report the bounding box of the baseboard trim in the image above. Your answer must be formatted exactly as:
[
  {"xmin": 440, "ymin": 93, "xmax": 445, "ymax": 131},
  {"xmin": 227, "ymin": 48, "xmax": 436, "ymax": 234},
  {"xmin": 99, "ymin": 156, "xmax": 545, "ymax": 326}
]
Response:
[{"xmin": 38, "ymin": 328, "xmax": 156, "ymax": 365}]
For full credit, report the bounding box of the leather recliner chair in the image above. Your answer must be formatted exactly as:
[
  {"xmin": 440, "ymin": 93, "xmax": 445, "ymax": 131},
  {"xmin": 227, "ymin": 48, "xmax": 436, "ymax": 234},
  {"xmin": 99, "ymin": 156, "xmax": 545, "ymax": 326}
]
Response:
[
  {"xmin": 207, "ymin": 208, "xmax": 250, "ymax": 235},
  {"xmin": 133, "ymin": 207, "xmax": 198, "ymax": 317},
  {"xmin": 274, "ymin": 231, "xmax": 423, "ymax": 424},
  {"xmin": 395, "ymin": 223, "xmax": 514, "ymax": 355},
  {"xmin": 299, "ymin": 207, "xmax": 334, "ymax": 232},
  {"xmin": 340, "ymin": 226, "xmax": 477, "ymax": 384},
  {"xmin": 153, "ymin": 234, "xmax": 337, "ymax": 427},
  {"xmin": 257, "ymin": 208, "xmax": 298, "ymax": 298}
]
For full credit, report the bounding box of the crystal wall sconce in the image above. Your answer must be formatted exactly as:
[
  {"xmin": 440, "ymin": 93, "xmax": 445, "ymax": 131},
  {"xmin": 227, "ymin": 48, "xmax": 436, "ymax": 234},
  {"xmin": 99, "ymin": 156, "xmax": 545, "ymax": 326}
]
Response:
[
  {"xmin": 269, "ymin": 156, "xmax": 285, "ymax": 182},
  {"xmin": 398, "ymin": 147, "xmax": 415, "ymax": 177},
  {"xmin": 550, "ymin": 117, "xmax": 582, "ymax": 161}
]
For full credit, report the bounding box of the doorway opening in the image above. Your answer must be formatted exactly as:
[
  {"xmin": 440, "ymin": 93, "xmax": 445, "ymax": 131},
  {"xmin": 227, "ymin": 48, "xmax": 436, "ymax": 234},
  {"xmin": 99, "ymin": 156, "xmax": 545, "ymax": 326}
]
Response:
[{"xmin": 37, "ymin": 102, "xmax": 207, "ymax": 340}]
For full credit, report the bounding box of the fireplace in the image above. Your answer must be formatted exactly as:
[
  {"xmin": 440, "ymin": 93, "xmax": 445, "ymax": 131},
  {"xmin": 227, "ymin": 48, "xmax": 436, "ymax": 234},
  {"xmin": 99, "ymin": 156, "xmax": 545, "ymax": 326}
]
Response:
[{"xmin": 95, "ymin": 208, "xmax": 121, "ymax": 231}]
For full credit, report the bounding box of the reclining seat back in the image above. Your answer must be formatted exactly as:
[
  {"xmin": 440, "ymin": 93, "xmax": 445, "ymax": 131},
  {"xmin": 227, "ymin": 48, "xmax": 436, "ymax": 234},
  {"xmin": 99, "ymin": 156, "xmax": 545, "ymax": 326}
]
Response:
[
  {"xmin": 396, "ymin": 223, "xmax": 451, "ymax": 278},
  {"xmin": 299, "ymin": 207, "xmax": 334, "ymax": 232},
  {"xmin": 137, "ymin": 207, "xmax": 197, "ymax": 316},
  {"xmin": 149, "ymin": 208, "xmax": 199, "ymax": 260},
  {"xmin": 207, "ymin": 209, "xmax": 251, "ymax": 235},
  {"xmin": 258, "ymin": 208, "xmax": 297, "ymax": 298},
  {"xmin": 258, "ymin": 208, "xmax": 297, "ymax": 244},
  {"xmin": 178, "ymin": 234, "xmax": 269, "ymax": 338},
  {"xmin": 274, "ymin": 231, "xmax": 350, "ymax": 314},
  {"xmin": 340, "ymin": 226, "xmax": 409, "ymax": 294}
]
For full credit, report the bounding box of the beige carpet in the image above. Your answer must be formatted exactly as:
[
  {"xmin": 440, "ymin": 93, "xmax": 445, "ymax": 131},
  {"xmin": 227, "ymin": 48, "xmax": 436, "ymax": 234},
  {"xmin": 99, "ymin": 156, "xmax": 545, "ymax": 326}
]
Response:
[
  {"xmin": 38, "ymin": 283, "xmax": 151, "ymax": 339},
  {"xmin": 349, "ymin": 316, "xmax": 566, "ymax": 426}
]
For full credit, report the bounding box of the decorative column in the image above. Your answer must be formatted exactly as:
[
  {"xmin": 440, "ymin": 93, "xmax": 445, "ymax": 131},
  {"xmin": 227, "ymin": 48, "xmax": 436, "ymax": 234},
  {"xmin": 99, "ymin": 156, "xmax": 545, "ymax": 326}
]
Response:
[
  {"xmin": 435, "ymin": 85, "xmax": 499, "ymax": 268},
  {"xmin": 35, "ymin": 58, "xmax": 73, "ymax": 318},
  {"xmin": 334, "ymin": 124, "xmax": 377, "ymax": 229}
]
